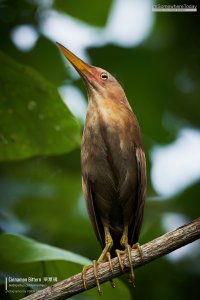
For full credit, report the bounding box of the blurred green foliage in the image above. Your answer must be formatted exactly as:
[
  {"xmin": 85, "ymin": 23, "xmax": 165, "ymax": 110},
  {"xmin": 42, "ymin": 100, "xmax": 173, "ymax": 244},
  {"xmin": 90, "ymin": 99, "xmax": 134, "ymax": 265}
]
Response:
[
  {"xmin": 0, "ymin": 51, "xmax": 81, "ymax": 161},
  {"xmin": 53, "ymin": 0, "xmax": 113, "ymax": 27},
  {"xmin": 0, "ymin": 0, "xmax": 200, "ymax": 299}
]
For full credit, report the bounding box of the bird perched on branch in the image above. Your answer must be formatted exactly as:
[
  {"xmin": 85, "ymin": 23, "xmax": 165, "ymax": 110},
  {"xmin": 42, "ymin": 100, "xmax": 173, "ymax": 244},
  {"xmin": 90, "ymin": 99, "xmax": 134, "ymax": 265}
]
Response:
[{"xmin": 57, "ymin": 42, "xmax": 147, "ymax": 294}]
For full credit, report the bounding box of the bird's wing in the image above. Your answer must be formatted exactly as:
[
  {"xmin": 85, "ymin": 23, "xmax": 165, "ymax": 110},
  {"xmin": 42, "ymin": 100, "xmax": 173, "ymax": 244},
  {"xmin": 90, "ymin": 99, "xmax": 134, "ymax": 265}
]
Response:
[
  {"xmin": 129, "ymin": 147, "xmax": 147, "ymax": 245},
  {"xmin": 82, "ymin": 175, "xmax": 104, "ymax": 248}
]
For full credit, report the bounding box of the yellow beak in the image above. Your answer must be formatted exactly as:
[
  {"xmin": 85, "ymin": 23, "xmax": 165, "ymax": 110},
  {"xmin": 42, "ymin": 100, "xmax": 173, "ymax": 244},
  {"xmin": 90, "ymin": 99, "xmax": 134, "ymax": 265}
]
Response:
[{"xmin": 56, "ymin": 42, "xmax": 92, "ymax": 77}]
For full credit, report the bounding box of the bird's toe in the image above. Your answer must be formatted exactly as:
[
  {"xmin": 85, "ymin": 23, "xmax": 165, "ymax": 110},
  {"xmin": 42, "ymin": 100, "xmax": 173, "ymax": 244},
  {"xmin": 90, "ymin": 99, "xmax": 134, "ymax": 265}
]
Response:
[
  {"xmin": 82, "ymin": 264, "xmax": 93, "ymax": 290},
  {"xmin": 93, "ymin": 259, "xmax": 101, "ymax": 295}
]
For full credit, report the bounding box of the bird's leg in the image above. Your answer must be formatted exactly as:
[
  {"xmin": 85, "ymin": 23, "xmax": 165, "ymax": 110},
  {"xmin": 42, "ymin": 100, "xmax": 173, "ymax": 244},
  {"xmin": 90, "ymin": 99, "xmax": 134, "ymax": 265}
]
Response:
[
  {"xmin": 98, "ymin": 226, "xmax": 113, "ymax": 262},
  {"xmin": 82, "ymin": 225, "xmax": 114, "ymax": 294},
  {"xmin": 120, "ymin": 225, "xmax": 135, "ymax": 284},
  {"xmin": 116, "ymin": 225, "xmax": 135, "ymax": 285},
  {"xmin": 99, "ymin": 226, "xmax": 115, "ymax": 289},
  {"xmin": 95, "ymin": 226, "xmax": 114, "ymax": 294}
]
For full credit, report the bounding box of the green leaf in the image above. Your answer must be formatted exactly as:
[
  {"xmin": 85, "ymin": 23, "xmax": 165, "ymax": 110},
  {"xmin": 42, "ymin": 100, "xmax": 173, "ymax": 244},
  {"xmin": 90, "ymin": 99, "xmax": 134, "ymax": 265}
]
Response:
[
  {"xmin": 0, "ymin": 233, "xmax": 91, "ymax": 265},
  {"xmin": 3, "ymin": 36, "xmax": 70, "ymax": 87},
  {"xmin": 54, "ymin": 0, "xmax": 113, "ymax": 27},
  {"xmin": 0, "ymin": 233, "xmax": 90, "ymax": 298},
  {"xmin": 0, "ymin": 51, "xmax": 81, "ymax": 162},
  {"xmin": 0, "ymin": 233, "xmax": 131, "ymax": 300}
]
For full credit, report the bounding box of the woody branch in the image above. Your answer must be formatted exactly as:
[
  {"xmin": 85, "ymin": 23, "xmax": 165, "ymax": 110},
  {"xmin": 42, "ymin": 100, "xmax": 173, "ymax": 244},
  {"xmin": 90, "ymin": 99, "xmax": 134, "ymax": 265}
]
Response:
[{"xmin": 22, "ymin": 217, "xmax": 200, "ymax": 300}]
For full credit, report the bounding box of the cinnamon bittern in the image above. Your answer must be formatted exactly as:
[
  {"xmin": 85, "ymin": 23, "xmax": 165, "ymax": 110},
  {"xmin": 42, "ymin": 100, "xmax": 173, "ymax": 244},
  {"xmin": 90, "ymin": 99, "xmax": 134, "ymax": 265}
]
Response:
[{"xmin": 57, "ymin": 42, "xmax": 147, "ymax": 293}]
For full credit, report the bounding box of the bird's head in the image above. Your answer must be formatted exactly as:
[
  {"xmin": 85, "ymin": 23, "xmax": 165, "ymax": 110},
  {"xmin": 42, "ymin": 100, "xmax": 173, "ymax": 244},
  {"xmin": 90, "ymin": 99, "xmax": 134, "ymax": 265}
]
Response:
[{"xmin": 57, "ymin": 42, "xmax": 128, "ymax": 105}]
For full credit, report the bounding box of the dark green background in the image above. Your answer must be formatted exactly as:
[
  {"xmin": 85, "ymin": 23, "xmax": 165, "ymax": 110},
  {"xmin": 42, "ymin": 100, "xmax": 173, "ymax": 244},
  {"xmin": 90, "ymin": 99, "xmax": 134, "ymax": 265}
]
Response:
[{"xmin": 0, "ymin": 0, "xmax": 199, "ymax": 299}]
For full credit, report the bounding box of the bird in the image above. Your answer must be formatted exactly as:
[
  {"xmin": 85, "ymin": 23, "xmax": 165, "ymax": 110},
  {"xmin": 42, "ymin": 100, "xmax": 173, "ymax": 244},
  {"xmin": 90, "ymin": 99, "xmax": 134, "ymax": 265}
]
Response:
[{"xmin": 57, "ymin": 42, "xmax": 147, "ymax": 293}]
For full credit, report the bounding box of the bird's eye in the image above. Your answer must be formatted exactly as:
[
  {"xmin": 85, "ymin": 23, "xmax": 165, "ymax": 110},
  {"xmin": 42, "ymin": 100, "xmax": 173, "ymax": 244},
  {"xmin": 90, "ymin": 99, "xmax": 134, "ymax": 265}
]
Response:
[{"xmin": 100, "ymin": 73, "xmax": 108, "ymax": 80}]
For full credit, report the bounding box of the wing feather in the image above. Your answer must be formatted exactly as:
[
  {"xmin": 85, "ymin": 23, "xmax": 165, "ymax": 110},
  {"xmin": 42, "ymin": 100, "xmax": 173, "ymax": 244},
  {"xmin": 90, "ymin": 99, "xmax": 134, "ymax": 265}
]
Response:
[
  {"xmin": 82, "ymin": 175, "xmax": 104, "ymax": 248},
  {"xmin": 129, "ymin": 147, "xmax": 147, "ymax": 244}
]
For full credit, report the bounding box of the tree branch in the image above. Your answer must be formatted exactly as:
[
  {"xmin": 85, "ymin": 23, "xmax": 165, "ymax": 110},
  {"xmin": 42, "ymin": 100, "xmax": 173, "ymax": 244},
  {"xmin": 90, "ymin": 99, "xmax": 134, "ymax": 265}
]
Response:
[{"xmin": 22, "ymin": 217, "xmax": 200, "ymax": 300}]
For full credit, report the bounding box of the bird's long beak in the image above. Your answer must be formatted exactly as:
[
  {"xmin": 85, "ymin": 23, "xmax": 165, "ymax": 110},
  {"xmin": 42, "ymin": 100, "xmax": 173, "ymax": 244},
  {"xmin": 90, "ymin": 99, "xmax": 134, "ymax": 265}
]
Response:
[{"xmin": 56, "ymin": 42, "xmax": 93, "ymax": 79}]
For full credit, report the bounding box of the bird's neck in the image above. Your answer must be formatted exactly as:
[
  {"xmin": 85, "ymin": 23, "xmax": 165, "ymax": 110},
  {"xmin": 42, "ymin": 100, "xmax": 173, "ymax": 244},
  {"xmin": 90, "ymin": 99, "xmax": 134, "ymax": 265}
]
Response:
[
  {"xmin": 87, "ymin": 89, "xmax": 132, "ymax": 113},
  {"xmin": 86, "ymin": 96, "xmax": 134, "ymax": 130}
]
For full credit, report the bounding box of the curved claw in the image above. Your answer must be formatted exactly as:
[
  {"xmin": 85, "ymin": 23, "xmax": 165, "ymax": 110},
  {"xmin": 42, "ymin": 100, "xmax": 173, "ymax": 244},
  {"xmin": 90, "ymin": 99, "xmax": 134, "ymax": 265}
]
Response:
[{"xmin": 109, "ymin": 279, "xmax": 116, "ymax": 288}]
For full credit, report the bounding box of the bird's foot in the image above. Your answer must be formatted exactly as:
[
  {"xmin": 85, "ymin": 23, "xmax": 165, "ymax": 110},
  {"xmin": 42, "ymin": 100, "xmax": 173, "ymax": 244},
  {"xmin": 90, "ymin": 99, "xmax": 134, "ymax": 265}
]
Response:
[
  {"xmin": 132, "ymin": 242, "xmax": 144, "ymax": 264},
  {"xmin": 126, "ymin": 244, "xmax": 135, "ymax": 285},
  {"xmin": 98, "ymin": 251, "xmax": 116, "ymax": 291},
  {"xmin": 115, "ymin": 245, "xmax": 135, "ymax": 286},
  {"xmin": 82, "ymin": 261, "xmax": 102, "ymax": 294},
  {"xmin": 82, "ymin": 226, "xmax": 115, "ymax": 294},
  {"xmin": 82, "ymin": 251, "xmax": 115, "ymax": 295}
]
